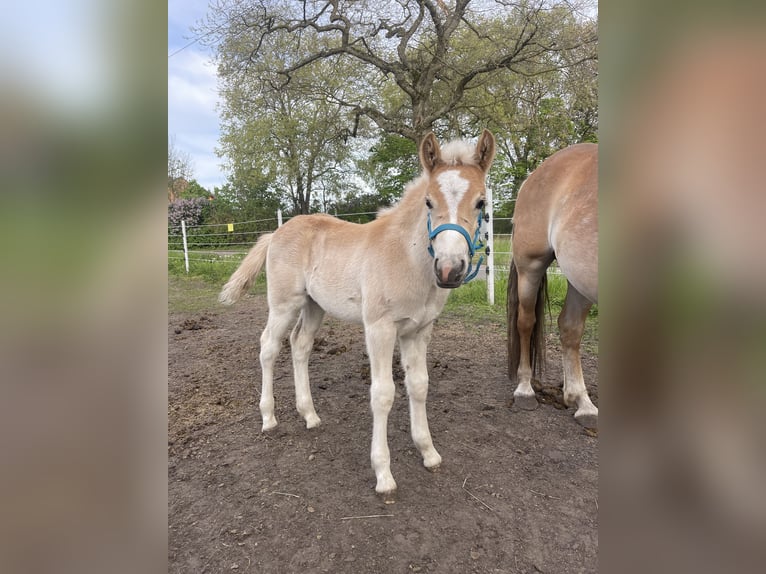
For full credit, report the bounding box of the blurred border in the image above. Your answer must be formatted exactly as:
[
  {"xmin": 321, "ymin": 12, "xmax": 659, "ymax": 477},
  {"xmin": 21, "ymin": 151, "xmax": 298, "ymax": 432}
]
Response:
[
  {"xmin": 0, "ymin": 2, "xmax": 167, "ymax": 573},
  {"xmin": 601, "ymin": 1, "xmax": 766, "ymax": 572}
]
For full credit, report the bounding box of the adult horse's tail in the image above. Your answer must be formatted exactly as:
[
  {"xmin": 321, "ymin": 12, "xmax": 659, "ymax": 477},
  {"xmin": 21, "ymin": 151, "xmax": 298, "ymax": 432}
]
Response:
[
  {"xmin": 219, "ymin": 234, "xmax": 273, "ymax": 305},
  {"xmin": 506, "ymin": 260, "xmax": 548, "ymax": 382}
]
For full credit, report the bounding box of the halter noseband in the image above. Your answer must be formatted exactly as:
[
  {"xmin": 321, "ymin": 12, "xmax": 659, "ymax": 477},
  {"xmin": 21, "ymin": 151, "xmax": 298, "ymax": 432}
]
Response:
[{"xmin": 427, "ymin": 210, "xmax": 487, "ymax": 283}]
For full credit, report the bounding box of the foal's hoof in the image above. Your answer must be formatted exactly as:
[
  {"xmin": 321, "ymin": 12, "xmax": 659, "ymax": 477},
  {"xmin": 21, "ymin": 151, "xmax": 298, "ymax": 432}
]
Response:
[
  {"xmin": 423, "ymin": 451, "xmax": 442, "ymax": 471},
  {"xmin": 378, "ymin": 492, "xmax": 397, "ymax": 505},
  {"xmin": 262, "ymin": 418, "xmax": 278, "ymax": 432},
  {"xmin": 513, "ymin": 392, "xmax": 539, "ymax": 411},
  {"xmin": 375, "ymin": 486, "xmax": 397, "ymax": 505},
  {"xmin": 574, "ymin": 411, "xmax": 598, "ymax": 430},
  {"xmin": 305, "ymin": 414, "xmax": 321, "ymax": 429}
]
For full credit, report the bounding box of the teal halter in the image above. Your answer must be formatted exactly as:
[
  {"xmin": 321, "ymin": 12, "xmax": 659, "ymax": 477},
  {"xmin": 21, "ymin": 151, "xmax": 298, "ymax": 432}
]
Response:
[{"xmin": 427, "ymin": 210, "xmax": 487, "ymax": 283}]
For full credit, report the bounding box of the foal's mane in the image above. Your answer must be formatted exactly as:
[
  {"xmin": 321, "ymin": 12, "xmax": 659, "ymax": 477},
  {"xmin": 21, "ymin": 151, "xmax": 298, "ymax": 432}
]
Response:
[{"xmin": 376, "ymin": 138, "xmax": 481, "ymax": 220}]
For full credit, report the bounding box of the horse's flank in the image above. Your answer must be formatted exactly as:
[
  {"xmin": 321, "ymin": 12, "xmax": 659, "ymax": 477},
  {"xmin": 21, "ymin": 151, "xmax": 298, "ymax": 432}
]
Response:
[{"xmin": 506, "ymin": 142, "xmax": 598, "ymax": 429}]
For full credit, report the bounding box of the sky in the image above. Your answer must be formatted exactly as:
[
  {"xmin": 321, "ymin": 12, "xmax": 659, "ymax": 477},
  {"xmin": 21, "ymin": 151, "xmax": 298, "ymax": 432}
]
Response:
[{"xmin": 168, "ymin": 0, "xmax": 225, "ymax": 191}]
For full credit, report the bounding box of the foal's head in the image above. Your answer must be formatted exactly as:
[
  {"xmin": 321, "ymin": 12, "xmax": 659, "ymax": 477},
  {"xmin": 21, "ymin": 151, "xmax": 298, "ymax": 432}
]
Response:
[{"xmin": 420, "ymin": 129, "xmax": 496, "ymax": 288}]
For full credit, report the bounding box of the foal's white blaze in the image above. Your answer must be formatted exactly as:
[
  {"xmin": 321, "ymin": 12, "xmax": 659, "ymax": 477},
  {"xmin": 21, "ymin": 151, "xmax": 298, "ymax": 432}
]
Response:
[
  {"xmin": 435, "ymin": 170, "xmax": 472, "ymax": 253},
  {"xmin": 436, "ymin": 170, "xmax": 470, "ymax": 223},
  {"xmin": 432, "ymin": 169, "xmax": 476, "ymax": 285}
]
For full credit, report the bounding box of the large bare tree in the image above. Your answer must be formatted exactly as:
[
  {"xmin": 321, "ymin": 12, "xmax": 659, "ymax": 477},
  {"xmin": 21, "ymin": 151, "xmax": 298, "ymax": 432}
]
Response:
[{"xmin": 201, "ymin": 0, "xmax": 597, "ymax": 144}]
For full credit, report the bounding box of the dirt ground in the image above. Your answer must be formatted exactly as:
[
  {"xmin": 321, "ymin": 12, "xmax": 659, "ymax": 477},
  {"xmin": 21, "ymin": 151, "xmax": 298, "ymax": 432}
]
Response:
[{"xmin": 169, "ymin": 288, "xmax": 598, "ymax": 574}]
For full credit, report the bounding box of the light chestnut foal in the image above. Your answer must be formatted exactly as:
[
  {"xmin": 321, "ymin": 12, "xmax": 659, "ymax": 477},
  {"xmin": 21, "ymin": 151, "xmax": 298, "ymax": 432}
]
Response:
[
  {"xmin": 220, "ymin": 131, "xmax": 496, "ymax": 495},
  {"xmin": 507, "ymin": 143, "xmax": 598, "ymax": 429}
]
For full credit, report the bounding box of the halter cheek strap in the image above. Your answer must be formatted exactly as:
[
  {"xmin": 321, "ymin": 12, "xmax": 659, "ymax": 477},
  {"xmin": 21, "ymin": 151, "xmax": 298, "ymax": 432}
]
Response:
[{"xmin": 427, "ymin": 210, "xmax": 487, "ymax": 283}]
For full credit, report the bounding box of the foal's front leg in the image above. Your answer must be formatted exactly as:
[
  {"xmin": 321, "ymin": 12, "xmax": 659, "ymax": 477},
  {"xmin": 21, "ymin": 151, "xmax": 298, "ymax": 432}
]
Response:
[
  {"xmin": 365, "ymin": 321, "xmax": 398, "ymax": 495},
  {"xmin": 399, "ymin": 326, "xmax": 441, "ymax": 470}
]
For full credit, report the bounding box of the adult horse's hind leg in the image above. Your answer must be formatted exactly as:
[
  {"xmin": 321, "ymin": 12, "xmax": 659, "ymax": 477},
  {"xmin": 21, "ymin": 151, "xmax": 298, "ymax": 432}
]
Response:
[
  {"xmin": 290, "ymin": 298, "xmax": 324, "ymax": 429},
  {"xmin": 513, "ymin": 262, "xmax": 549, "ymax": 410},
  {"xmin": 558, "ymin": 283, "xmax": 598, "ymax": 429},
  {"xmin": 259, "ymin": 300, "xmax": 302, "ymax": 431},
  {"xmin": 399, "ymin": 325, "xmax": 442, "ymax": 471}
]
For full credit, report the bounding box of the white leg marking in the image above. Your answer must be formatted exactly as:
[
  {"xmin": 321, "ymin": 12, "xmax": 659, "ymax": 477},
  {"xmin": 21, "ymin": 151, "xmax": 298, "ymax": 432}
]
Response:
[
  {"xmin": 366, "ymin": 322, "xmax": 398, "ymax": 494},
  {"xmin": 259, "ymin": 303, "xmax": 301, "ymax": 431},
  {"xmin": 290, "ymin": 301, "xmax": 324, "ymax": 429},
  {"xmin": 400, "ymin": 328, "xmax": 441, "ymax": 470}
]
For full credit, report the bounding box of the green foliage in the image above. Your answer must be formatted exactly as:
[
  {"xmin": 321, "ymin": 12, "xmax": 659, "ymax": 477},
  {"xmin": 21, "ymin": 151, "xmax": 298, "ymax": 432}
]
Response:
[
  {"xmin": 358, "ymin": 135, "xmax": 419, "ymax": 202},
  {"xmin": 179, "ymin": 179, "xmax": 211, "ymax": 200}
]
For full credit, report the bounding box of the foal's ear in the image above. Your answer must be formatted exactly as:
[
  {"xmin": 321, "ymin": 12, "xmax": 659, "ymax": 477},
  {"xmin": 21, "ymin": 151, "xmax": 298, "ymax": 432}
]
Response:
[
  {"xmin": 419, "ymin": 132, "xmax": 442, "ymax": 173},
  {"xmin": 475, "ymin": 129, "xmax": 496, "ymax": 172}
]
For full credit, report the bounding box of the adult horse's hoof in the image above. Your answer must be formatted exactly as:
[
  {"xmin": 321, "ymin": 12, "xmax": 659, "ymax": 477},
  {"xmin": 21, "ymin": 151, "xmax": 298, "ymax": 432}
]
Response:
[
  {"xmin": 513, "ymin": 392, "xmax": 539, "ymax": 411},
  {"xmin": 574, "ymin": 411, "xmax": 598, "ymax": 430}
]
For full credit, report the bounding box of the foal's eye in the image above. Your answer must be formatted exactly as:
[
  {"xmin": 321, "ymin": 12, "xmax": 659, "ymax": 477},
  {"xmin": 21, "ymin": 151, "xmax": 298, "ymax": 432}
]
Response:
[
  {"xmin": 425, "ymin": 198, "xmax": 433, "ymax": 209},
  {"xmin": 476, "ymin": 199, "xmax": 485, "ymax": 210}
]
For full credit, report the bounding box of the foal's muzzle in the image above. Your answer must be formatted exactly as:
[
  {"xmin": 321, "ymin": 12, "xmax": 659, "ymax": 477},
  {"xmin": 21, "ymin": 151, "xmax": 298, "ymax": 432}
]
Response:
[
  {"xmin": 427, "ymin": 211, "xmax": 486, "ymax": 286},
  {"xmin": 434, "ymin": 257, "xmax": 467, "ymax": 288}
]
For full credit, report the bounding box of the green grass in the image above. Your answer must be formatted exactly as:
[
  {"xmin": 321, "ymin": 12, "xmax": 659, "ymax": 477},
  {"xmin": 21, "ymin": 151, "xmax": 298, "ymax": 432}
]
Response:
[
  {"xmin": 168, "ymin": 250, "xmax": 245, "ymax": 284},
  {"xmin": 168, "ymin": 275, "xmax": 226, "ymax": 313},
  {"xmin": 168, "ymin": 249, "xmax": 597, "ymax": 352}
]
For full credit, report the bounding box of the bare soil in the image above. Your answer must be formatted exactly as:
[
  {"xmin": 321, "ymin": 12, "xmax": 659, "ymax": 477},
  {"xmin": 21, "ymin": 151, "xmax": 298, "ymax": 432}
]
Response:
[{"xmin": 169, "ymin": 289, "xmax": 598, "ymax": 574}]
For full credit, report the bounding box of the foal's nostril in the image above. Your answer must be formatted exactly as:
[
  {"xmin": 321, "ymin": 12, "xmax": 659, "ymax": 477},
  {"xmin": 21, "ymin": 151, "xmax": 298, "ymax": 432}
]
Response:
[{"xmin": 449, "ymin": 259, "xmax": 466, "ymax": 283}]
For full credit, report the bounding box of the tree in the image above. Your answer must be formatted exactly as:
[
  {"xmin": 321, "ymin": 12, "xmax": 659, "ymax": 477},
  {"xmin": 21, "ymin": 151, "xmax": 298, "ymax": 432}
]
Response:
[
  {"xmin": 447, "ymin": 6, "xmax": 598, "ymax": 201},
  {"xmin": 179, "ymin": 179, "xmax": 213, "ymax": 200},
  {"xmin": 200, "ymin": 0, "xmax": 598, "ymax": 145},
  {"xmin": 217, "ymin": 32, "xmax": 365, "ymax": 214},
  {"xmin": 167, "ymin": 136, "xmax": 193, "ymax": 202},
  {"xmin": 357, "ymin": 134, "xmax": 419, "ymax": 203}
]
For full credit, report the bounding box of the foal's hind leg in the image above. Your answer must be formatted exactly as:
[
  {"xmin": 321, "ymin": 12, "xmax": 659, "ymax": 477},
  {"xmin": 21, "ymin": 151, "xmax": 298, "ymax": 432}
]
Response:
[
  {"xmin": 290, "ymin": 298, "xmax": 324, "ymax": 429},
  {"xmin": 399, "ymin": 326, "xmax": 441, "ymax": 470},
  {"xmin": 259, "ymin": 301, "xmax": 302, "ymax": 431},
  {"xmin": 558, "ymin": 283, "xmax": 598, "ymax": 429},
  {"xmin": 513, "ymin": 263, "xmax": 548, "ymax": 410}
]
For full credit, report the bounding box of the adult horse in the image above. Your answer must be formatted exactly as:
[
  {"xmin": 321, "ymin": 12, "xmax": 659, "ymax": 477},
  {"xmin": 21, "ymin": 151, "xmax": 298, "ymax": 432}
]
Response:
[
  {"xmin": 507, "ymin": 143, "xmax": 598, "ymax": 429},
  {"xmin": 219, "ymin": 130, "xmax": 496, "ymax": 496}
]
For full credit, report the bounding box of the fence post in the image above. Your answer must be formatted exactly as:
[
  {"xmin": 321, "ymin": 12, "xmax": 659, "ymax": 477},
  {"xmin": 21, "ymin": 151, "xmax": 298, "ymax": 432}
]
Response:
[
  {"xmin": 181, "ymin": 220, "xmax": 189, "ymax": 274},
  {"xmin": 486, "ymin": 188, "xmax": 495, "ymax": 305},
  {"xmin": 277, "ymin": 209, "xmax": 283, "ymax": 227}
]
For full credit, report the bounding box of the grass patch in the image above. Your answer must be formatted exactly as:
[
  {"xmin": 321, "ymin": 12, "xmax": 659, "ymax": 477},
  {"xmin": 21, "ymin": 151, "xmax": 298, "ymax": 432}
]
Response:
[
  {"xmin": 168, "ymin": 251, "xmax": 267, "ymax": 313},
  {"xmin": 168, "ymin": 250, "xmax": 245, "ymax": 283},
  {"xmin": 169, "ymin": 275, "xmax": 224, "ymax": 313},
  {"xmin": 168, "ymin": 251, "xmax": 597, "ymax": 349}
]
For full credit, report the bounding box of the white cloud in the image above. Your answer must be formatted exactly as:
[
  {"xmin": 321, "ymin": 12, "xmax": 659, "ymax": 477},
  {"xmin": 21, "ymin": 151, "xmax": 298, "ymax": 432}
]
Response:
[{"xmin": 168, "ymin": 1, "xmax": 226, "ymax": 191}]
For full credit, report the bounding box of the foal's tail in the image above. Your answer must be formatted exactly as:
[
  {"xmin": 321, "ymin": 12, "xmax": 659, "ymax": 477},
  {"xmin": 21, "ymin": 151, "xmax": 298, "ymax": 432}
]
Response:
[
  {"xmin": 218, "ymin": 233, "xmax": 273, "ymax": 305},
  {"xmin": 506, "ymin": 260, "xmax": 548, "ymax": 382}
]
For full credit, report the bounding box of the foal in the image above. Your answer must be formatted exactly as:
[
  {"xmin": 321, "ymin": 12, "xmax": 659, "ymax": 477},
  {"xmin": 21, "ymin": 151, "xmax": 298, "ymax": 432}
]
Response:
[{"xmin": 220, "ymin": 131, "xmax": 496, "ymax": 495}]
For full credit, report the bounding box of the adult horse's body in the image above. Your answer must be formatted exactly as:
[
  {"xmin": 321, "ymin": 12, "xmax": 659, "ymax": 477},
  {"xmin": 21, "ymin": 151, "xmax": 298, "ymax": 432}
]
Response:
[
  {"xmin": 507, "ymin": 143, "xmax": 598, "ymax": 429},
  {"xmin": 220, "ymin": 131, "xmax": 496, "ymax": 495}
]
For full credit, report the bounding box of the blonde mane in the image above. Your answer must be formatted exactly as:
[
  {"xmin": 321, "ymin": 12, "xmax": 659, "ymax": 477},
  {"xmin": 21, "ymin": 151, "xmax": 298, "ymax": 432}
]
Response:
[
  {"xmin": 376, "ymin": 137, "xmax": 480, "ymax": 219},
  {"xmin": 440, "ymin": 139, "xmax": 480, "ymax": 166}
]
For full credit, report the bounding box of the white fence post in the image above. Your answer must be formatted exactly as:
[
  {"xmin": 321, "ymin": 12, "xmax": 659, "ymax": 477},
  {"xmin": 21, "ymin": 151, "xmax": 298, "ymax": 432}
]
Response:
[
  {"xmin": 181, "ymin": 220, "xmax": 189, "ymax": 274},
  {"xmin": 486, "ymin": 187, "xmax": 495, "ymax": 305},
  {"xmin": 277, "ymin": 209, "xmax": 283, "ymax": 227}
]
